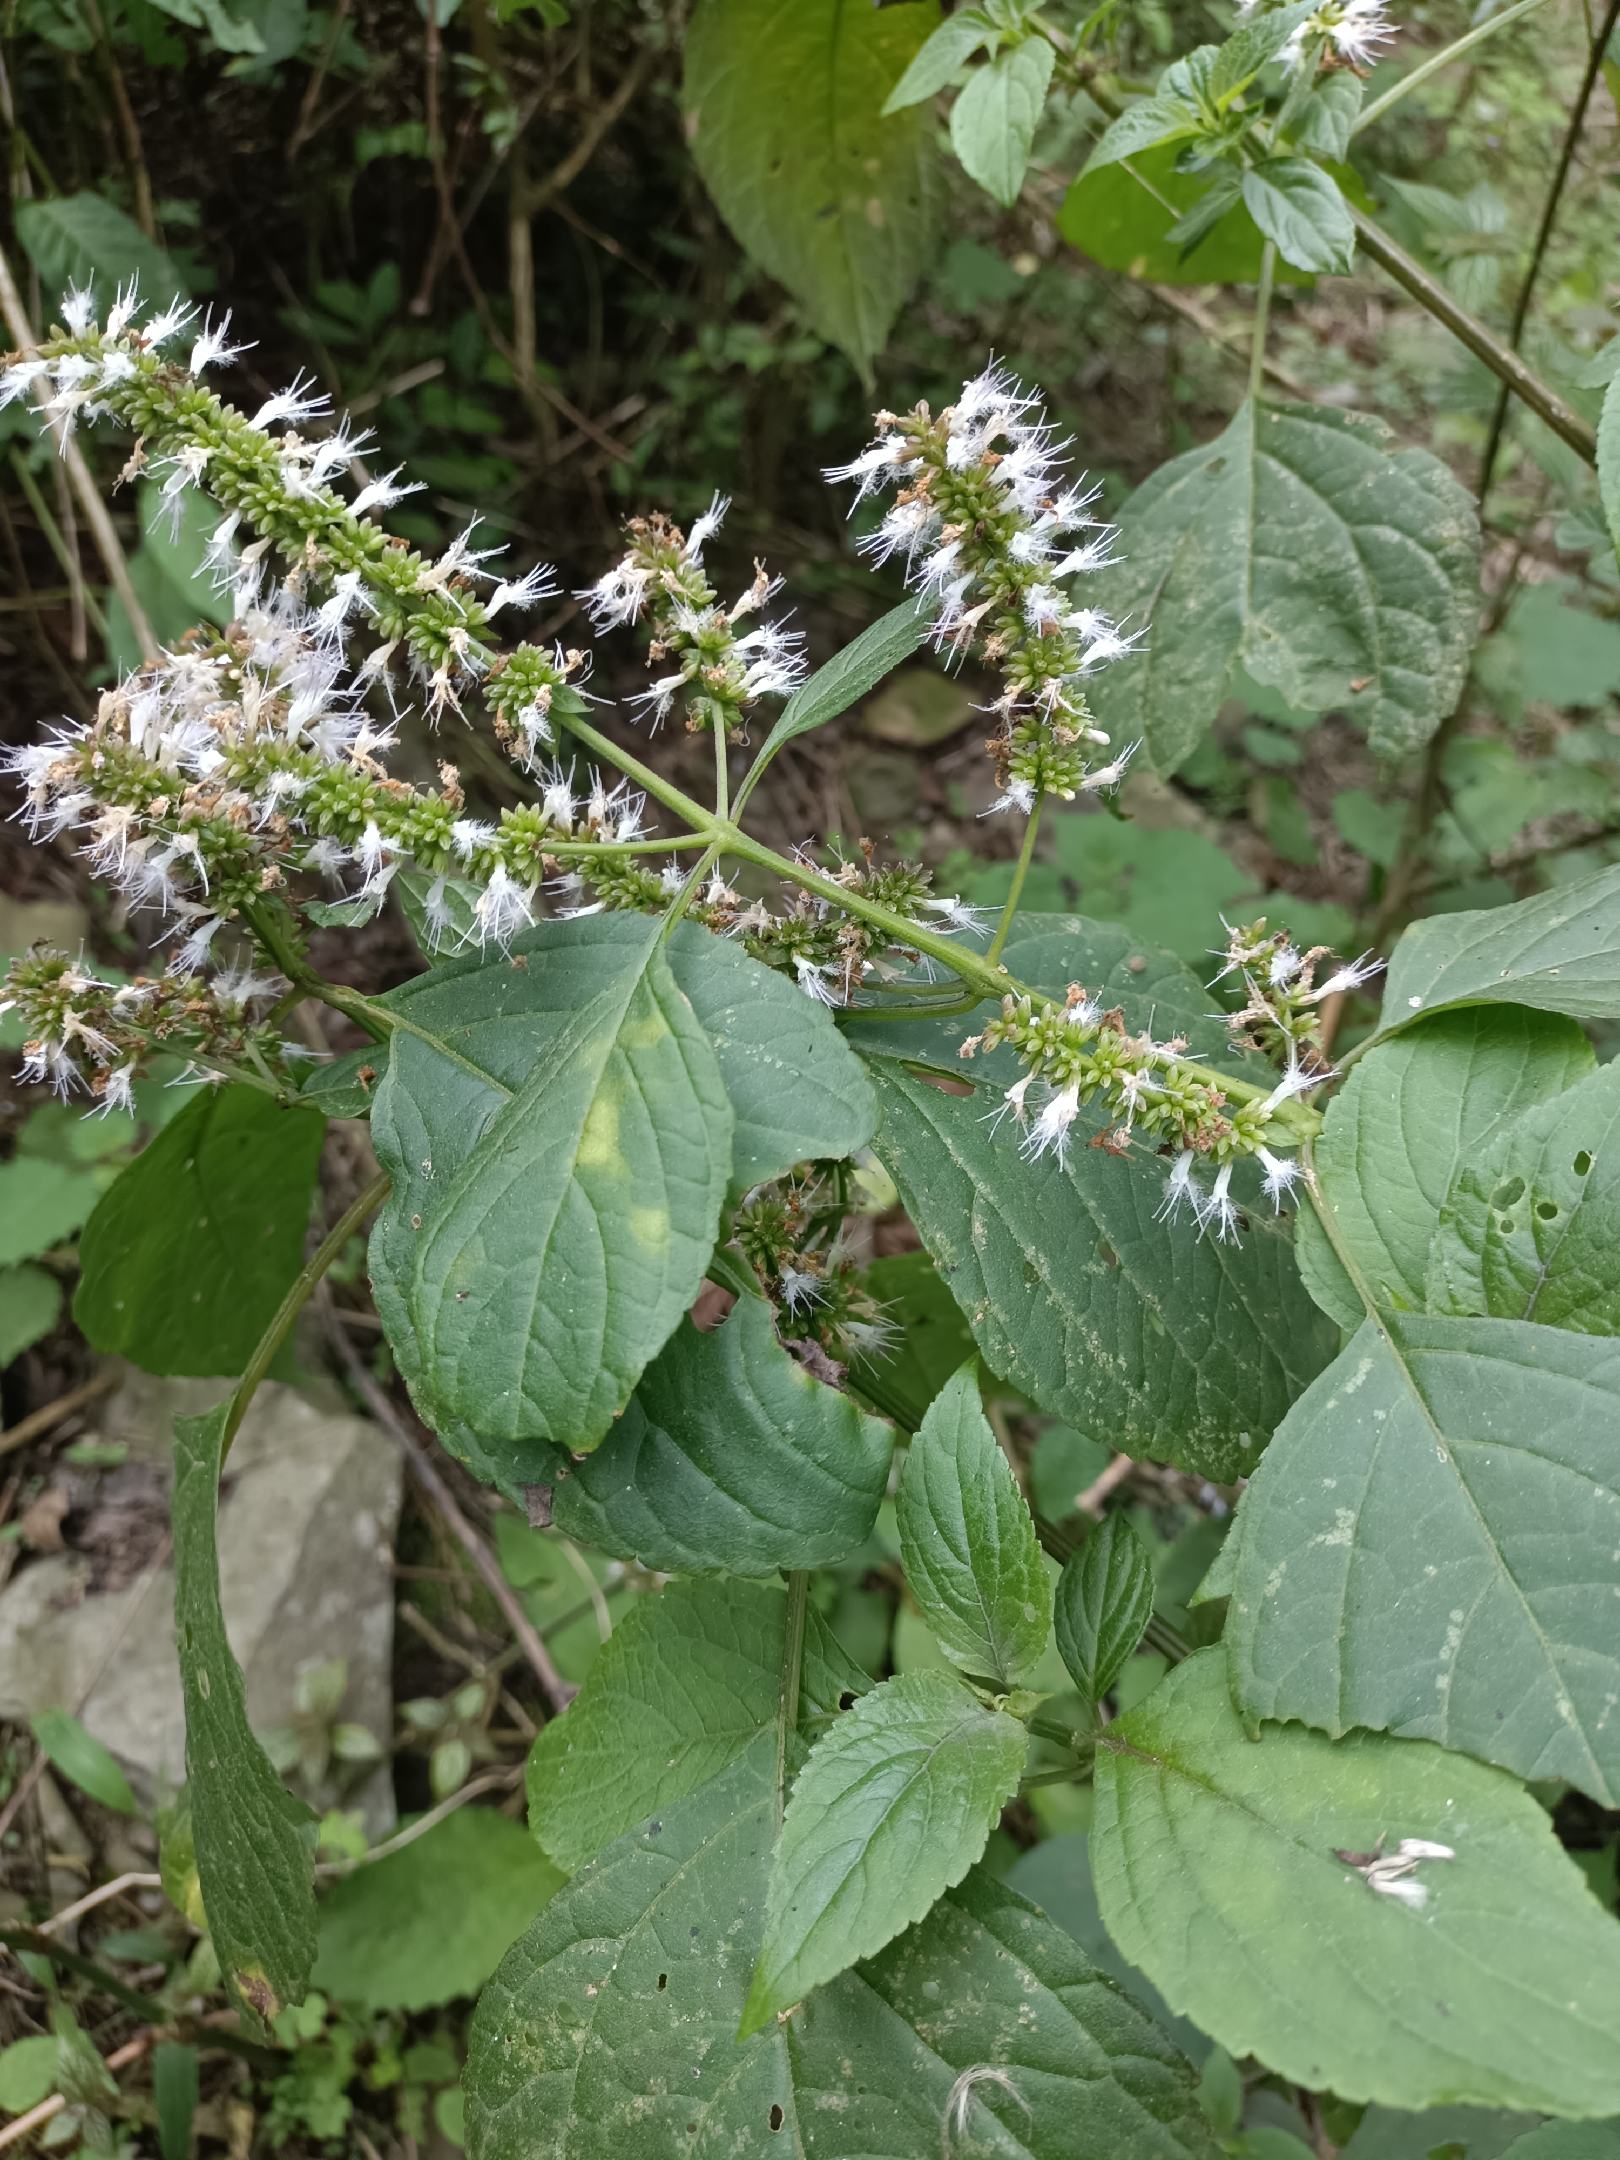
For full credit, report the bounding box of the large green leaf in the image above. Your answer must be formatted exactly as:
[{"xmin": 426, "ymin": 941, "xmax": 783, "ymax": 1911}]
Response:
[
  {"xmin": 682, "ymin": 0, "xmax": 942, "ymax": 373},
  {"xmin": 469, "ymin": 1741, "xmax": 1217, "ymax": 2159},
  {"xmin": 1087, "ymin": 400, "xmax": 1480, "ymax": 774},
  {"xmin": 1062, "ymin": 141, "xmax": 1281, "ymax": 286},
  {"xmin": 1292, "ymin": 1007, "xmax": 1594, "ymax": 1329},
  {"xmin": 307, "ymin": 914, "xmax": 875, "ymax": 1190},
  {"xmin": 76, "ymin": 1089, "xmax": 326, "ymax": 1376},
  {"xmin": 950, "ymin": 35, "xmax": 1055, "ymax": 206},
  {"xmin": 173, "ymin": 1404, "xmax": 316, "ymax": 2027},
  {"xmin": 742, "ymin": 1669, "xmax": 1027, "ymax": 2034},
  {"xmin": 1055, "ymin": 1514, "xmax": 1156, "ymax": 1704},
  {"xmin": 848, "ymin": 1247, "xmax": 976, "ymax": 1428},
  {"xmin": 15, "ymin": 191, "xmax": 189, "ymax": 308},
  {"xmin": 1092, "ymin": 1653, "xmax": 1620, "ymax": 2114},
  {"xmin": 544, "ymin": 1295, "xmax": 894, "ymax": 1575},
  {"xmin": 866, "ymin": 1064, "xmax": 1335, "ymax": 1481},
  {"xmin": 1499, "ymin": 2128, "xmax": 1620, "ymax": 2159},
  {"xmin": 1428, "ymin": 1059, "xmax": 1620, "ymax": 1332},
  {"xmin": 370, "ymin": 923, "xmax": 733, "ymax": 1452},
  {"xmin": 1225, "ymin": 1313, "xmax": 1620, "ymax": 1805},
  {"xmin": 1379, "ymin": 865, "xmax": 1620, "ymax": 1033},
  {"xmin": 896, "ymin": 1363, "xmax": 1050, "ymax": 1686},
  {"xmin": 313, "ymin": 1809, "xmax": 562, "ymax": 2012},
  {"xmin": 525, "ymin": 1576, "xmax": 868, "ymax": 1875}
]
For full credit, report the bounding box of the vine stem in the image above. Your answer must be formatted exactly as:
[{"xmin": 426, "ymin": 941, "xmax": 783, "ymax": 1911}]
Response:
[
  {"xmin": 220, "ymin": 1169, "xmax": 390, "ymax": 1462},
  {"xmin": 987, "ymin": 796, "xmax": 1044, "ymax": 966},
  {"xmin": 775, "ymin": 1571, "xmax": 811, "ymax": 1830},
  {"xmin": 1351, "ymin": 0, "xmax": 1553, "ymax": 136},
  {"xmin": 1248, "ymin": 241, "xmax": 1277, "ymax": 406},
  {"xmin": 1475, "ymin": 0, "xmax": 1620, "ymax": 499}
]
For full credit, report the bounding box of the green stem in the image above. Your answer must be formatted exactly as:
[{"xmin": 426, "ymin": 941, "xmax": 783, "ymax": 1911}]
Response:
[
  {"xmin": 220, "ymin": 1170, "xmax": 390, "ymax": 1463},
  {"xmin": 1352, "ymin": 0, "xmax": 1553, "ymax": 135},
  {"xmin": 1348, "ymin": 209, "xmax": 1597, "ymax": 465},
  {"xmin": 775, "ymin": 1570, "xmax": 811, "ymax": 1830},
  {"xmin": 713, "ymin": 718, "xmax": 730, "ymax": 825},
  {"xmin": 1249, "ymin": 241, "xmax": 1277, "ymax": 407},
  {"xmin": 986, "ymin": 797, "xmax": 1044, "ymax": 966}
]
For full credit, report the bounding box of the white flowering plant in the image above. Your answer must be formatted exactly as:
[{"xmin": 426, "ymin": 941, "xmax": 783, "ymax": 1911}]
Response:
[{"xmin": 6, "ymin": 0, "xmax": 1620, "ymax": 2133}]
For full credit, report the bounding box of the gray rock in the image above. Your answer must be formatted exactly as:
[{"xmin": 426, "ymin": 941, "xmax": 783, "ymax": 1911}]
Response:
[{"xmin": 0, "ymin": 1370, "xmax": 402, "ymax": 1834}]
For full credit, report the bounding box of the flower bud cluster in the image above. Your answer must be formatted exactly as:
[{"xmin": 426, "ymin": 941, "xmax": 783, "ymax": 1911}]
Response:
[
  {"xmin": 1214, "ymin": 918, "xmax": 1382, "ymax": 1065},
  {"xmin": 576, "ymin": 500, "xmax": 807, "ymax": 737},
  {"xmin": 732, "ymin": 1170, "xmax": 894, "ymax": 1369},
  {"xmin": 2, "ymin": 592, "xmax": 661, "ymax": 963},
  {"xmin": 0, "ymin": 946, "xmax": 294, "ymax": 1110},
  {"xmin": 1, "ymin": 285, "xmax": 578, "ymax": 726},
  {"xmin": 963, "ymin": 980, "xmax": 1325, "ymax": 1240},
  {"xmin": 697, "ymin": 847, "xmax": 990, "ymax": 1007},
  {"xmin": 826, "ymin": 366, "xmax": 1141, "ymax": 815}
]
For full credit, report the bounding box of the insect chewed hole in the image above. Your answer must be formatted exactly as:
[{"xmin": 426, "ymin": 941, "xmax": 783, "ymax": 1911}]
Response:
[
  {"xmin": 1492, "ymin": 1176, "xmax": 1526, "ymax": 1209},
  {"xmin": 838, "ymin": 1689, "xmax": 857, "ymax": 1711},
  {"xmin": 1575, "ymin": 1150, "xmax": 1594, "ymax": 1176},
  {"xmin": 769, "ymin": 2104, "xmax": 785, "ymax": 2131},
  {"xmin": 656, "ymin": 1973, "xmax": 668, "ymax": 1991},
  {"xmin": 1536, "ymin": 1199, "xmax": 1559, "ymax": 1220}
]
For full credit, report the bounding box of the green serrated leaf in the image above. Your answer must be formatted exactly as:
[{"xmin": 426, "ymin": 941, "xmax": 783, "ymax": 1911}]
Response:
[
  {"xmin": 1291, "ymin": 72, "xmax": 1364, "ymax": 161},
  {"xmin": 682, "ymin": 0, "xmax": 943, "ymax": 373},
  {"xmin": 1088, "ymin": 400, "xmax": 1481, "ymax": 774},
  {"xmin": 75, "ymin": 1088, "xmax": 326, "ymax": 1377},
  {"xmin": 1241, "ymin": 158, "xmax": 1354, "ymax": 273},
  {"xmin": 525, "ymin": 1575, "xmax": 868, "ymax": 1874},
  {"xmin": 306, "ymin": 914, "xmax": 875, "ymax": 1189},
  {"xmin": 882, "ymin": 8, "xmax": 994, "ymax": 110},
  {"xmin": 1427, "ymin": 1058, "xmax": 1620, "ymax": 1331},
  {"xmin": 1055, "ymin": 1515, "xmax": 1155, "ymax": 1702},
  {"xmin": 1081, "ymin": 91, "xmax": 1203, "ymax": 175},
  {"xmin": 897, "ymin": 1363, "xmax": 1049, "ymax": 1686},
  {"xmin": 1093, "ymin": 1652, "xmax": 1620, "ymax": 2114},
  {"xmin": 546, "ymin": 1294, "xmax": 894, "ymax": 1574},
  {"xmin": 866, "ymin": 1062, "xmax": 1335, "ymax": 1481},
  {"xmin": 1226, "ymin": 1312, "xmax": 1620, "ymax": 1804},
  {"xmin": 313, "ymin": 1809, "xmax": 562, "ymax": 2012},
  {"xmin": 1293, "ymin": 1007, "xmax": 1594, "ymax": 1329},
  {"xmin": 1379, "ymin": 864, "xmax": 1620, "ymax": 1033},
  {"xmin": 1063, "ymin": 139, "xmax": 1288, "ymax": 286},
  {"xmin": 1209, "ymin": 0, "xmax": 1319, "ymax": 97},
  {"xmin": 173, "ymin": 1403, "xmax": 317, "ymax": 2028},
  {"xmin": 741, "ymin": 1670, "xmax": 1026, "ymax": 2035},
  {"xmin": 30, "ymin": 1708, "xmax": 136, "ymax": 1815},
  {"xmin": 371, "ymin": 922, "xmax": 732, "ymax": 1453},
  {"xmin": 470, "ymin": 1740, "xmax": 1217, "ymax": 2158},
  {"xmin": 0, "ymin": 2035, "xmax": 59, "ymax": 2114},
  {"xmin": 15, "ymin": 191, "xmax": 189, "ymax": 307},
  {"xmin": 755, "ymin": 598, "xmax": 931, "ymax": 766},
  {"xmin": 950, "ymin": 35, "xmax": 1055, "ymax": 206}
]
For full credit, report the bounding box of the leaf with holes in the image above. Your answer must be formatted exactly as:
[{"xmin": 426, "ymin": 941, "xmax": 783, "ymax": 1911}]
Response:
[
  {"xmin": 371, "ymin": 922, "xmax": 732, "ymax": 1452},
  {"xmin": 468, "ymin": 1741, "xmax": 1218, "ymax": 2159},
  {"xmin": 173, "ymin": 1403, "xmax": 317, "ymax": 2028},
  {"xmin": 545, "ymin": 1294, "xmax": 895, "ymax": 1575},
  {"xmin": 1428, "ymin": 1059, "xmax": 1620, "ymax": 1332},
  {"xmin": 1086, "ymin": 400, "xmax": 1480, "ymax": 773},
  {"xmin": 525, "ymin": 1575, "xmax": 868, "ymax": 1874},
  {"xmin": 897, "ymin": 1363, "xmax": 1049, "ymax": 1686},
  {"xmin": 741, "ymin": 1671, "xmax": 1028, "ymax": 2034},
  {"xmin": 1092, "ymin": 1653, "xmax": 1620, "ymax": 2113},
  {"xmin": 865, "ymin": 1063, "xmax": 1335, "ymax": 1481},
  {"xmin": 1292, "ymin": 1007, "xmax": 1594, "ymax": 1329},
  {"xmin": 1225, "ymin": 1315, "xmax": 1620, "ymax": 1804},
  {"xmin": 682, "ymin": 0, "xmax": 943, "ymax": 374}
]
